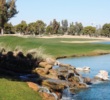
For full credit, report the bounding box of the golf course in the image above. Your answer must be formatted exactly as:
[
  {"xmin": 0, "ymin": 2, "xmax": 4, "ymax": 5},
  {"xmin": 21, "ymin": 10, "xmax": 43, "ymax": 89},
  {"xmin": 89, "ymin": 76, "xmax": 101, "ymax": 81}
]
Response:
[{"xmin": 0, "ymin": 35, "xmax": 110, "ymax": 100}]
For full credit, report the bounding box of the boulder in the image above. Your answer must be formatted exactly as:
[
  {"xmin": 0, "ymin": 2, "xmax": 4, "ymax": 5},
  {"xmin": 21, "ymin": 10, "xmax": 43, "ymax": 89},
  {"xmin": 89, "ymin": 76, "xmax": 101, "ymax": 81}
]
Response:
[
  {"xmin": 74, "ymin": 69, "xmax": 80, "ymax": 76},
  {"xmin": 69, "ymin": 81, "xmax": 87, "ymax": 89},
  {"xmin": 77, "ymin": 83, "xmax": 87, "ymax": 88},
  {"xmin": 58, "ymin": 74, "xmax": 66, "ymax": 80},
  {"xmin": 56, "ymin": 66, "xmax": 79, "ymax": 80},
  {"xmin": 39, "ymin": 62, "xmax": 48, "ymax": 67},
  {"xmin": 68, "ymin": 76, "xmax": 80, "ymax": 83},
  {"xmin": 54, "ymin": 60, "xmax": 60, "ymax": 66},
  {"xmin": 68, "ymin": 73, "xmax": 75, "ymax": 79},
  {"xmin": 54, "ymin": 91, "xmax": 62, "ymax": 100},
  {"xmin": 42, "ymin": 79, "xmax": 67, "ymax": 91},
  {"xmin": 39, "ymin": 62, "xmax": 52, "ymax": 69},
  {"xmin": 49, "ymin": 69, "xmax": 58, "ymax": 76},
  {"xmin": 27, "ymin": 82, "xmax": 39, "ymax": 91},
  {"xmin": 33, "ymin": 68, "xmax": 49, "ymax": 76},
  {"xmin": 45, "ymin": 75, "xmax": 58, "ymax": 80},
  {"xmin": 45, "ymin": 65, "xmax": 52, "ymax": 69},
  {"xmin": 59, "ymin": 63, "xmax": 71, "ymax": 68},
  {"xmin": 45, "ymin": 58, "xmax": 56, "ymax": 65},
  {"xmin": 95, "ymin": 70, "xmax": 109, "ymax": 81},
  {"xmin": 40, "ymin": 92, "xmax": 56, "ymax": 100},
  {"xmin": 56, "ymin": 66, "xmax": 71, "ymax": 75},
  {"xmin": 83, "ymin": 77, "xmax": 92, "ymax": 85},
  {"xmin": 75, "ymin": 67, "xmax": 90, "ymax": 71}
]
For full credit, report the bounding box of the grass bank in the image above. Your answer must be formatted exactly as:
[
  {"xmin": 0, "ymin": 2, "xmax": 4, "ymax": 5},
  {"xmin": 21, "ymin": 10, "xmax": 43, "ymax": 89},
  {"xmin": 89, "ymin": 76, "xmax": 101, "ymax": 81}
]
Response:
[
  {"xmin": 0, "ymin": 77, "xmax": 42, "ymax": 100},
  {"xmin": 0, "ymin": 36, "xmax": 110, "ymax": 58}
]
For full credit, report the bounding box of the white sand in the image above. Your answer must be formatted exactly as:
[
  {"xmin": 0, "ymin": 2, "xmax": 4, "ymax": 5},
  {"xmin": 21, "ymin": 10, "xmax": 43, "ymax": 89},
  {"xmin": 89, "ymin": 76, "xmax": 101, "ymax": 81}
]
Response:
[{"xmin": 39, "ymin": 35, "xmax": 110, "ymax": 43}]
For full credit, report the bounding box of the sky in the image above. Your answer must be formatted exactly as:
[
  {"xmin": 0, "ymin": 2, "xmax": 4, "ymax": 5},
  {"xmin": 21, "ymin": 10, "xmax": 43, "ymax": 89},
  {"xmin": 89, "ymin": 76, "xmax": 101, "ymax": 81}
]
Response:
[{"xmin": 9, "ymin": 0, "xmax": 110, "ymax": 27}]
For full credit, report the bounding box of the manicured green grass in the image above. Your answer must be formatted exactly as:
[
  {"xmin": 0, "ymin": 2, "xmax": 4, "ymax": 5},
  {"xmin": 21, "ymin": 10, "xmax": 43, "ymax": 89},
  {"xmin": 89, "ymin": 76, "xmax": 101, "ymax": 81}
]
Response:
[
  {"xmin": 0, "ymin": 78, "xmax": 42, "ymax": 100},
  {"xmin": 0, "ymin": 36, "xmax": 110, "ymax": 100},
  {"xmin": 0, "ymin": 36, "xmax": 110, "ymax": 57}
]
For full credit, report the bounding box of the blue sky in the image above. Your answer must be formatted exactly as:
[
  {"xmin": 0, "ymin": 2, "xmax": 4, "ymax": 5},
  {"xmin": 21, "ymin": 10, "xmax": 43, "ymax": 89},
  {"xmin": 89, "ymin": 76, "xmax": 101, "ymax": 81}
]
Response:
[{"xmin": 9, "ymin": 0, "xmax": 110, "ymax": 27}]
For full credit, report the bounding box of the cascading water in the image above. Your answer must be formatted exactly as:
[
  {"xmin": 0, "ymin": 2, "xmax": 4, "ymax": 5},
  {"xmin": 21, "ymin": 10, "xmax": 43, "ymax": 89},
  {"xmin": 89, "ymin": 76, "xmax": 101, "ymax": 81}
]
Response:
[
  {"xmin": 38, "ymin": 86, "xmax": 58, "ymax": 100},
  {"xmin": 61, "ymin": 70, "xmax": 74, "ymax": 100}
]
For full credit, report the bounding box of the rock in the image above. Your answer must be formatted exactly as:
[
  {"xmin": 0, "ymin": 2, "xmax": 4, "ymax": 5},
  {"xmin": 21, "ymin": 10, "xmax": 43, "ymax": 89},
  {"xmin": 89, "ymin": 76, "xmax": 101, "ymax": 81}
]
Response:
[
  {"xmin": 42, "ymin": 79, "xmax": 67, "ymax": 91},
  {"xmin": 39, "ymin": 62, "xmax": 47, "ymax": 67},
  {"xmin": 68, "ymin": 73, "xmax": 75, "ymax": 79},
  {"xmin": 69, "ymin": 81, "xmax": 87, "ymax": 89},
  {"xmin": 55, "ymin": 91, "xmax": 62, "ymax": 100},
  {"xmin": 46, "ymin": 58, "xmax": 56, "ymax": 65},
  {"xmin": 95, "ymin": 70, "xmax": 109, "ymax": 81},
  {"xmin": 27, "ymin": 82, "xmax": 39, "ymax": 91},
  {"xmin": 56, "ymin": 67, "xmax": 68, "ymax": 74},
  {"xmin": 40, "ymin": 92, "xmax": 56, "ymax": 100},
  {"xmin": 59, "ymin": 63, "xmax": 71, "ymax": 68},
  {"xmin": 39, "ymin": 62, "xmax": 52, "ymax": 69},
  {"xmin": 56, "ymin": 66, "xmax": 80, "ymax": 81},
  {"xmin": 83, "ymin": 77, "xmax": 92, "ymax": 85},
  {"xmin": 75, "ymin": 67, "xmax": 90, "ymax": 71},
  {"xmin": 45, "ymin": 65, "xmax": 52, "ymax": 69},
  {"xmin": 77, "ymin": 83, "xmax": 87, "ymax": 88},
  {"xmin": 33, "ymin": 68, "xmax": 49, "ymax": 76},
  {"xmin": 45, "ymin": 75, "xmax": 58, "ymax": 80},
  {"xmin": 49, "ymin": 69, "xmax": 58, "ymax": 76},
  {"xmin": 73, "ymin": 69, "xmax": 80, "ymax": 76},
  {"xmin": 54, "ymin": 60, "xmax": 60, "ymax": 66},
  {"xmin": 68, "ymin": 76, "xmax": 80, "ymax": 83},
  {"xmin": 58, "ymin": 74, "xmax": 66, "ymax": 80}
]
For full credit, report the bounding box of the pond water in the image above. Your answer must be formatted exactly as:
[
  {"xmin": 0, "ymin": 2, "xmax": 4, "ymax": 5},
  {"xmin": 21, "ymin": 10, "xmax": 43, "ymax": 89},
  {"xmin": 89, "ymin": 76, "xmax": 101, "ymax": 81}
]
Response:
[
  {"xmin": 95, "ymin": 41, "xmax": 110, "ymax": 44},
  {"xmin": 58, "ymin": 54, "xmax": 110, "ymax": 100}
]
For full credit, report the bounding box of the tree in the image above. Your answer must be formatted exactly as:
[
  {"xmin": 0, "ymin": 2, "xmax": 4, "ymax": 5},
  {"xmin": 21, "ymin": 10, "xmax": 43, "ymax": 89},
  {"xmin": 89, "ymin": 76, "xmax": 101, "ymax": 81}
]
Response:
[
  {"xmin": 102, "ymin": 23, "xmax": 110, "ymax": 37},
  {"xmin": 52, "ymin": 19, "xmax": 60, "ymax": 34},
  {"xmin": 4, "ymin": 22, "xmax": 15, "ymax": 34},
  {"xmin": 46, "ymin": 25, "xmax": 53, "ymax": 35},
  {"xmin": 83, "ymin": 26, "xmax": 96, "ymax": 36},
  {"xmin": 75, "ymin": 22, "xmax": 83, "ymax": 35},
  {"xmin": 35, "ymin": 20, "xmax": 46, "ymax": 35},
  {"xmin": 15, "ymin": 21, "xmax": 27, "ymax": 35},
  {"xmin": 68, "ymin": 22, "xmax": 76, "ymax": 35},
  {"xmin": 58, "ymin": 27, "xmax": 64, "ymax": 35},
  {"xmin": 27, "ymin": 22, "xmax": 36, "ymax": 35},
  {"xmin": 95, "ymin": 25, "xmax": 102, "ymax": 37},
  {"xmin": 0, "ymin": 0, "xmax": 18, "ymax": 35},
  {"xmin": 26, "ymin": 20, "xmax": 46, "ymax": 35},
  {"xmin": 61, "ymin": 19, "xmax": 68, "ymax": 34}
]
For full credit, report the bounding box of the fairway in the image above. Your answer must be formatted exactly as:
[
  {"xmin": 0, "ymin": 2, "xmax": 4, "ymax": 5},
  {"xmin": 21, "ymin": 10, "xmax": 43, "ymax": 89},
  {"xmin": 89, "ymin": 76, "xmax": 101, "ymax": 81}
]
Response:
[{"xmin": 0, "ymin": 36, "xmax": 110, "ymax": 58}]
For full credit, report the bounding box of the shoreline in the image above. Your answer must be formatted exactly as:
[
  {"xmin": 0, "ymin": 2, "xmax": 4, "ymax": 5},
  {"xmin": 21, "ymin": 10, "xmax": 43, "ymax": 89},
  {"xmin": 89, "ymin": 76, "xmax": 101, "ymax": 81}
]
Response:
[{"xmin": 56, "ymin": 52, "xmax": 110, "ymax": 59}]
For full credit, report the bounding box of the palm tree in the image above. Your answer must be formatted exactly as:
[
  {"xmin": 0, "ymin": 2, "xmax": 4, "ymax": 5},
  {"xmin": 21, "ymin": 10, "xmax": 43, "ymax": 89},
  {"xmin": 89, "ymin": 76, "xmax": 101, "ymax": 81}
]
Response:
[{"xmin": 0, "ymin": 0, "xmax": 18, "ymax": 35}]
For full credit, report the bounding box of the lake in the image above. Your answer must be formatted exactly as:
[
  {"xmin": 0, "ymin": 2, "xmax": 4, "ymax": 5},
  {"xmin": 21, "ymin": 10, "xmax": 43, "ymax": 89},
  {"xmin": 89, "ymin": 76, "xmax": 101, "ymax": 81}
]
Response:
[
  {"xmin": 58, "ymin": 54, "xmax": 110, "ymax": 100},
  {"xmin": 95, "ymin": 41, "xmax": 110, "ymax": 44}
]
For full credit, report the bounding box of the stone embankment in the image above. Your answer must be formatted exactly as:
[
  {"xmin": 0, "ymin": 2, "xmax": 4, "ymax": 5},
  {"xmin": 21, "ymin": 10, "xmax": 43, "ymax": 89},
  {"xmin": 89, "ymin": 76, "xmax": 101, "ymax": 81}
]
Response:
[{"xmin": 29, "ymin": 57, "xmax": 91, "ymax": 100}]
